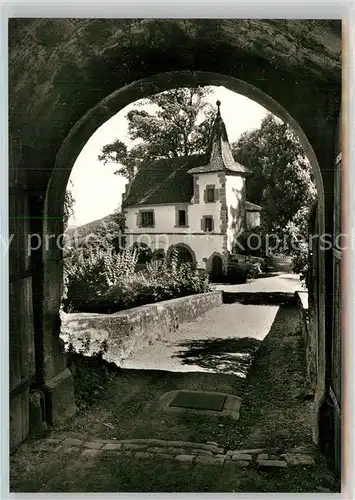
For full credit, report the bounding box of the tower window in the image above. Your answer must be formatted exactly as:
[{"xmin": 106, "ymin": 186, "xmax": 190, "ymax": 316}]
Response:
[
  {"xmin": 206, "ymin": 187, "xmax": 215, "ymax": 202},
  {"xmin": 204, "ymin": 216, "xmax": 213, "ymax": 232}
]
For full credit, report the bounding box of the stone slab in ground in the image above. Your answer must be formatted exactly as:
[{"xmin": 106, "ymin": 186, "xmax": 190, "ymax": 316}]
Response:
[{"xmin": 169, "ymin": 391, "xmax": 227, "ymax": 411}]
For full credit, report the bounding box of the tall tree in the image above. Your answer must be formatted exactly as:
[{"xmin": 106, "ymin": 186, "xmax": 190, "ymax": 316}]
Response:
[
  {"xmin": 98, "ymin": 87, "xmax": 215, "ymax": 178},
  {"xmin": 232, "ymin": 114, "xmax": 317, "ymax": 234},
  {"xmin": 232, "ymin": 114, "xmax": 317, "ymax": 280}
]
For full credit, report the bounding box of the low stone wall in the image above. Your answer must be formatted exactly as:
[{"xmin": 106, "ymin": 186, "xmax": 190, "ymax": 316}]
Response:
[
  {"xmin": 295, "ymin": 291, "xmax": 316, "ymax": 397},
  {"xmin": 60, "ymin": 291, "xmax": 222, "ymax": 365}
]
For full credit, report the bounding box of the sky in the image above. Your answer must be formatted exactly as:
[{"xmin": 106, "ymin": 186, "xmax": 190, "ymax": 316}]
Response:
[{"xmin": 68, "ymin": 86, "xmax": 268, "ymax": 228}]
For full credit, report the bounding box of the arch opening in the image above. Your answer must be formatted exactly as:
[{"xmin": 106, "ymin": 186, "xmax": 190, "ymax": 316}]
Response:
[
  {"xmin": 44, "ymin": 69, "xmax": 325, "ymax": 321},
  {"xmin": 45, "ymin": 70, "xmax": 325, "ymax": 227},
  {"xmin": 210, "ymin": 255, "xmax": 224, "ymax": 282},
  {"xmin": 167, "ymin": 243, "xmax": 197, "ymax": 268}
]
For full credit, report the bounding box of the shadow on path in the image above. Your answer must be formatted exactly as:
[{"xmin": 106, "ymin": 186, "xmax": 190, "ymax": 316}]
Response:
[{"xmin": 173, "ymin": 337, "xmax": 261, "ymax": 377}]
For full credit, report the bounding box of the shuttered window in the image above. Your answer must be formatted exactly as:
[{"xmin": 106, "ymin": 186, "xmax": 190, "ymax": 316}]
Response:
[
  {"xmin": 178, "ymin": 210, "xmax": 187, "ymax": 226},
  {"xmin": 206, "ymin": 187, "xmax": 215, "ymax": 202},
  {"xmin": 204, "ymin": 216, "xmax": 213, "ymax": 232},
  {"xmin": 141, "ymin": 211, "xmax": 154, "ymax": 227}
]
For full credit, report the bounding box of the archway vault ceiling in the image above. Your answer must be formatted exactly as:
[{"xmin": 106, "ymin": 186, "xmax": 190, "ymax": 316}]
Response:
[{"xmin": 8, "ymin": 19, "xmax": 341, "ymax": 192}]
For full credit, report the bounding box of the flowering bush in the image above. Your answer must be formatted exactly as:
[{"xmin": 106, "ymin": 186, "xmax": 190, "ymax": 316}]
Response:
[
  {"xmin": 62, "ymin": 247, "xmax": 139, "ymax": 312},
  {"xmin": 62, "ymin": 246, "xmax": 212, "ymax": 313},
  {"xmin": 283, "ymin": 206, "xmax": 313, "ymax": 283}
]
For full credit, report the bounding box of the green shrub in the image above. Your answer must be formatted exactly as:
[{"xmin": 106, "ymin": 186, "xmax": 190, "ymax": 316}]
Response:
[
  {"xmin": 283, "ymin": 214, "xmax": 311, "ymax": 283},
  {"xmin": 67, "ymin": 351, "xmax": 114, "ymax": 413}
]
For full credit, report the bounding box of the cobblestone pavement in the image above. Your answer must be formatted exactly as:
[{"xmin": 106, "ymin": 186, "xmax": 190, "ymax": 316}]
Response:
[{"xmin": 32, "ymin": 433, "xmax": 316, "ymax": 469}]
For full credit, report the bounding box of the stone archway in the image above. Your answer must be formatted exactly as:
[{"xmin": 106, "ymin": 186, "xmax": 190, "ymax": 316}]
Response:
[
  {"xmin": 211, "ymin": 256, "xmax": 224, "ymax": 282},
  {"xmin": 152, "ymin": 249, "xmax": 165, "ymax": 261},
  {"xmin": 42, "ymin": 70, "xmax": 329, "ymax": 456},
  {"xmin": 43, "ymin": 73, "xmax": 329, "ymax": 430},
  {"xmin": 8, "ymin": 20, "xmax": 341, "ymax": 458}
]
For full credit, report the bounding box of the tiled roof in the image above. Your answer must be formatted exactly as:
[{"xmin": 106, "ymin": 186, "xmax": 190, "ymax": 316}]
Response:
[
  {"xmin": 245, "ymin": 201, "xmax": 262, "ymax": 211},
  {"xmin": 122, "ymin": 154, "xmax": 205, "ymax": 206},
  {"xmin": 188, "ymin": 101, "xmax": 250, "ymax": 176}
]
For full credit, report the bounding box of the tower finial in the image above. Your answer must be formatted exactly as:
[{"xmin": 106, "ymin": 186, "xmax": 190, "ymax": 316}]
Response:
[{"xmin": 216, "ymin": 99, "xmax": 221, "ymax": 112}]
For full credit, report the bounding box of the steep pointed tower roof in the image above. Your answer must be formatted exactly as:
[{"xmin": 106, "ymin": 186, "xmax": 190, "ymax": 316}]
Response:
[{"xmin": 188, "ymin": 100, "xmax": 250, "ymax": 175}]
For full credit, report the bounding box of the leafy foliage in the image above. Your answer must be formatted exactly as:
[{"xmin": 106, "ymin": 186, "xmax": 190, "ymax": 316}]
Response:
[
  {"xmin": 233, "ymin": 226, "xmax": 269, "ymax": 258},
  {"xmin": 98, "ymin": 87, "xmax": 215, "ymax": 178},
  {"xmin": 62, "ymin": 246, "xmax": 139, "ymax": 312},
  {"xmin": 130, "ymin": 242, "xmax": 153, "ymax": 264},
  {"xmin": 232, "ymin": 114, "xmax": 317, "ymax": 281},
  {"xmin": 62, "ymin": 246, "xmax": 212, "ymax": 313},
  {"xmin": 282, "ymin": 205, "xmax": 313, "ymax": 282},
  {"xmin": 232, "ymin": 113, "xmax": 316, "ymax": 233},
  {"xmin": 67, "ymin": 351, "xmax": 114, "ymax": 413}
]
